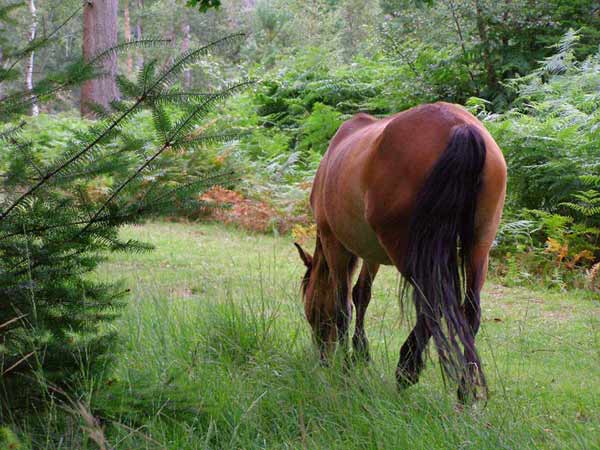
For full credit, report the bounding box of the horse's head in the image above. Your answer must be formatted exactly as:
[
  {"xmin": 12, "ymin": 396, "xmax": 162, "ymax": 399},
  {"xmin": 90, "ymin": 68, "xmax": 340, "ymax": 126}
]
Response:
[
  {"xmin": 293, "ymin": 241, "xmax": 336, "ymax": 344},
  {"xmin": 294, "ymin": 241, "xmax": 314, "ymax": 303}
]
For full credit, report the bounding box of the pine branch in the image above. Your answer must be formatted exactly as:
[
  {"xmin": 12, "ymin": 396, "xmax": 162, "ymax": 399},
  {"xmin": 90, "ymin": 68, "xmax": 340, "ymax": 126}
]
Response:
[
  {"xmin": 0, "ymin": 100, "xmax": 143, "ymax": 221},
  {"xmin": 173, "ymin": 130, "xmax": 249, "ymax": 150},
  {"xmin": 79, "ymin": 80, "xmax": 252, "ymax": 235},
  {"xmin": 0, "ymin": 120, "xmax": 26, "ymax": 142},
  {"xmin": 0, "ymin": 39, "xmax": 169, "ymax": 115},
  {"xmin": 87, "ymin": 38, "xmax": 172, "ymax": 67},
  {"xmin": 1, "ymin": 35, "xmax": 249, "ymax": 221}
]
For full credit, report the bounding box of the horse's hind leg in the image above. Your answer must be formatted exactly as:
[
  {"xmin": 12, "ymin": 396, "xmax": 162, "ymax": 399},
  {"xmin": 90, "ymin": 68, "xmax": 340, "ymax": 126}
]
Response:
[
  {"xmin": 458, "ymin": 246, "xmax": 490, "ymax": 402},
  {"xmin": 396, "ymin": 307, "xmax": 432, "ymax": 388},
  {"xmin": 371, "ymin": 229, "xmax": 432, "ymax": 387},
  {"xmin": 351, "ymin": 261, "xmax": 379, "ymax": 362}
]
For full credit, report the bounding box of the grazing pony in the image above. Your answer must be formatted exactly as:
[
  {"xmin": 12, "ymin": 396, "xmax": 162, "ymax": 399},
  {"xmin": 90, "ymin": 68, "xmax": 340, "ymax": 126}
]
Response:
[{"xmin": 294, "ymin": 102, "xmax": 506, "ymax": 401}]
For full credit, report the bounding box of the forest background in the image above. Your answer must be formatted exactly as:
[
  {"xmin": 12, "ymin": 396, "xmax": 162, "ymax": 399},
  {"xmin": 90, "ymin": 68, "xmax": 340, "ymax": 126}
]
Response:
[{"xmin": 1, "ymin": 0, "xmax": 600, "ymax": 447}]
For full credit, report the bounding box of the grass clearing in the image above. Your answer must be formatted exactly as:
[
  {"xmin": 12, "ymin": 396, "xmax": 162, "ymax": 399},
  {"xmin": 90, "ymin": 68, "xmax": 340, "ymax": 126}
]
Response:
[{"xmin": 29, "ymin": 221, "xmax": 600, "ymax": 448}]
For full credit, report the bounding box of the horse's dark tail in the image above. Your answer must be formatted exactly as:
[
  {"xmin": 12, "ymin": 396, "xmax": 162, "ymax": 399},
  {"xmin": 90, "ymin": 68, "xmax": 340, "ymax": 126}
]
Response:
[{"xmin": 404, "ymin": 123, "xmax": 486, "ymax": 389}]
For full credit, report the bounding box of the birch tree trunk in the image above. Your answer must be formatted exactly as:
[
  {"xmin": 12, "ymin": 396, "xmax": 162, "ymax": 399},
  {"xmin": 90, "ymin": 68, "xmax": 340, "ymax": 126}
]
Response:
[
  {"xmin": 81, "ymin": 0, "xmax": 120, "ymax": 118},
  {"xmin": 181, "ymin": 21, "xmax": 192, "ymax": 89},
  {"xmin": 135, "ymin": 0, "xmax": 144, "ymax": 70},
  {"xmin": 25, "ymin": 0, "xmax": 39, "ymax": 116}
]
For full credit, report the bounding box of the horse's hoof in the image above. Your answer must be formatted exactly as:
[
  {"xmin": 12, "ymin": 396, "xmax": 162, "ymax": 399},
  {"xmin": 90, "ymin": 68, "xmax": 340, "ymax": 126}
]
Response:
[
  {"xmin": 457, "ymin": 386, "xmax": 471, "ymax": 404},
  {"xmin": 350, "ymin": 350, "xmax": 371, "ymax": 365},
  {"xmin": 396, "ymin": 370, "xmax": 419, "ymax": 390},
  {"xmin": 457, "ymin": 383, "xmax": 487, "ymax": 404},
  {"xmin": 319, "ymin": 354, "xmax": 330, "ymax": 367}
]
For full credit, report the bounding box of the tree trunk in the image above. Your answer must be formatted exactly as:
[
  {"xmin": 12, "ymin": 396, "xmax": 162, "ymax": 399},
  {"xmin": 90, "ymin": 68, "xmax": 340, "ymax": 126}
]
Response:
[
  {"xmin": 474, "ymin": 0, "xmax": 498, "ymax": 93},
  {"xmin": 135, "ymin": 0, "xmax": 144, "ymax": 70},
  {"xmin": 181, "ymin": 21, "xmax": 192, "ymax": 89},
  {"xmin": 501, "ymin": 0, "xmax": 512, "ymax": 47},
  {"xmin": 81, "ymin": 0, "xmax": 120, "ymax": 118},
  {"xmin": 447, "ymin": 0, "xmax": 477, "ymax": 91},
  {"xmin": 124, "ymin": 0, "xmax": 133, "ymax": 75},
  {"xmin": 25, "ymin": 0, "xmax": 39, "ymax": 116}
]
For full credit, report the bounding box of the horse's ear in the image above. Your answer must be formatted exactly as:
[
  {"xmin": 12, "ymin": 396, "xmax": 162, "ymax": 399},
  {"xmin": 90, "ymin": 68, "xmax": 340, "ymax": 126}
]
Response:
[{"xmin": 294, "ymin": 242, "xmax": 312, "ymax": 267}]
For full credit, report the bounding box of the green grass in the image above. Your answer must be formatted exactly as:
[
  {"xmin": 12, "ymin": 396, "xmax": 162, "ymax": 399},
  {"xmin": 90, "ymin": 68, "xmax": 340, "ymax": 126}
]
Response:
[{"xmin": 16, "ymin": 222, "xmax": 600, "ymax": 449}]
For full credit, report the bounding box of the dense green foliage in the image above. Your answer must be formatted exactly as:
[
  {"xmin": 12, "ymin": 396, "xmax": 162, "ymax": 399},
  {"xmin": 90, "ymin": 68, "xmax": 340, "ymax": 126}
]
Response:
[
  {"xmin": 382, "ymin": 0, "xmax": 600, "ymax": 108},
  {"xmin": 486, "ymin": 33, "xmax": 600, "ymax": 287},
  {"xmin": 186, "ymin": 0, "xmax": 221, "ymax": 12}
]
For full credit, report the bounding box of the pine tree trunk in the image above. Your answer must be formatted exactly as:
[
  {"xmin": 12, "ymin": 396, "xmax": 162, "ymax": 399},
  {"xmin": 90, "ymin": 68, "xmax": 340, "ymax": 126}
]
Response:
[
  {"xmin": 124, "ymin": 0, "xmax": 133, "ymax": 75},
  {"xmin": 81, "ymin": 0, "xmax": 120, "ymax": 118},
  {"xmin": 25, "ymin": 0, "xmax": 39, "ymax": 116},
  {"xmin": 181, "ymin": 21, "xmax": 192, "ymax": 89}
]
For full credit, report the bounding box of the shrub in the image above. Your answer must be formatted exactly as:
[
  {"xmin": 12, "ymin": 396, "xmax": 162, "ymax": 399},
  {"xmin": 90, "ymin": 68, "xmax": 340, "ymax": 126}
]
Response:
[
  {"xmin": 0, "ymin": 10, "xmax": 248, "ymax": 415},
  {"xmin": 485, "ymin": 32, "xmax": 600, "ymax": 287}
]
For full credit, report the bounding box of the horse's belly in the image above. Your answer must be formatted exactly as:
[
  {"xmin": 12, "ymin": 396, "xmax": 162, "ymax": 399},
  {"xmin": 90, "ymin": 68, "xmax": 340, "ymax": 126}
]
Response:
[{"xmin": 331, "ymin": 218, "xmax": 392, "ymax": 265}]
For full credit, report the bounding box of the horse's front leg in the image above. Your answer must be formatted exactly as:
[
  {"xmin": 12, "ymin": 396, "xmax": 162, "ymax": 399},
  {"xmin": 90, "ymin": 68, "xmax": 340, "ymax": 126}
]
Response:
[
  {"xmin": 332, "ymin": 256, "xmax": 357, "ymax": 359},
  {"xmin": 320, "ymin": 229, "xmax": 358, "ymax": 361},
  {"xmin": 351, "ymin": 261, "xmax": 379, "ymax": 362}
]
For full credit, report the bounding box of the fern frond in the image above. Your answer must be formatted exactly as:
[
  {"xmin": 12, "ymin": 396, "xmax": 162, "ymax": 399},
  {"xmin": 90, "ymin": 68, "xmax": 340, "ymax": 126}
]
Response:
[
  {"xmin": 87, "ymin": 39, "xmax": 172, "ymax": 67},
  {"xmin": 560, "ymin": 202, "xmax": 600, "ymax": 217},
  {"xmin": 580, "ymin": 175, "xmax": 600, "ymax": 187},
  {"xmin": 554, "ymin": 28, "xmax": 580, "ymax": 54},
  {"xmin": 542, "ymin": 29, "xmax": 580, "ymax": 75}
]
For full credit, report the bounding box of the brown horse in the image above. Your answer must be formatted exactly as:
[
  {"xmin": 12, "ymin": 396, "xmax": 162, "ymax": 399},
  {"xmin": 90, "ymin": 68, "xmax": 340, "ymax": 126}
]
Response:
[{"xmin": 294, "ymin": 102, "xmax": 506, "ymax": 401}]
